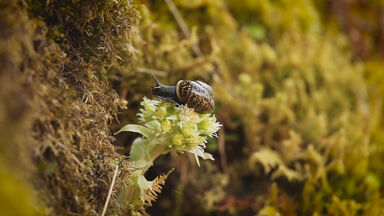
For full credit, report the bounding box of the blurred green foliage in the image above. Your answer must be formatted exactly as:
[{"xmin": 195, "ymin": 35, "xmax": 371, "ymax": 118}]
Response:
[{"xmin": 136, "ymin": 0, "xmax": 384, "ymax": 215}]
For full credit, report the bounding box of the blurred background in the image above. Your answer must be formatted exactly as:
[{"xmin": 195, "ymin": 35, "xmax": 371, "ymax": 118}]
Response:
[{"xmin": 1, "ymin": 0, "xmax": 384, "ymax": 215}]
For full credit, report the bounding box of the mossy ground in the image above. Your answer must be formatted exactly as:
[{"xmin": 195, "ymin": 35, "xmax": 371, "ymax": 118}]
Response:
[{"xmin": 1, "ymin": 0, "xmax": 384, "ymax": 215}]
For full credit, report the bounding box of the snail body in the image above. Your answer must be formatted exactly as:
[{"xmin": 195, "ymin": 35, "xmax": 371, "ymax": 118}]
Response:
[{"xmin": 151, "ymin": 75, "xmax": 214, "ymax": 113}]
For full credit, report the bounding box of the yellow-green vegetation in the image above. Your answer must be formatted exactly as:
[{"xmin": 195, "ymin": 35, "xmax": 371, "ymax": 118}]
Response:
[{"xmin": 1, "ymin": 0, "xmax": 384, "ymax": 215}]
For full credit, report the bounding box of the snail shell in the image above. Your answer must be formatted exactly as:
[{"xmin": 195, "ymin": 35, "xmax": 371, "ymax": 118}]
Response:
[{"xmin": 151, "ymin": 75, "xmax": 214, "ymax": 113}]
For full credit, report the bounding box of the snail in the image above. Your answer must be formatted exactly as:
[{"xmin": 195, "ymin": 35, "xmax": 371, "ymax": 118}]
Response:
[{"xmin": 151, "ymin": 74, "xmax": 214, "ymax": 113}]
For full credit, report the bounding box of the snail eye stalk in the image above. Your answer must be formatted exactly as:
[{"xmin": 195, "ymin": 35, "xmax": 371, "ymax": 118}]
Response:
[{"xmin": 152, "ymin": 74, "xmax": 161, "ymax": 86}]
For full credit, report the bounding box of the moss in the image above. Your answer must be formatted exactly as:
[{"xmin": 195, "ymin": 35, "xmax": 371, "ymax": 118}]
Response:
[
  {"xmin": 0, "ymin": 0, "xmax": 143, "ymax": 215},
  {"xmin": 26, "ymin": 0, "xmax": 139, "ymax": 63}
]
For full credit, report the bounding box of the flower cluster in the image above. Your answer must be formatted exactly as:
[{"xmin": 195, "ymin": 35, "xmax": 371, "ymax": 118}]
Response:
[
  {"xmin": 115, "ymin": 97, "xmax": 221, "ymax": 205},
  {"xmin": 134, "ymin": 97, "xmax": 220, "ymax": 164}
]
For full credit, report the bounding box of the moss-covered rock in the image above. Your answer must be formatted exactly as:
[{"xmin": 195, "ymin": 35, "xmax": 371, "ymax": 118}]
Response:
[{"xmin": 0, "ymin": 0, "xmax": 143, "ymax": 215}]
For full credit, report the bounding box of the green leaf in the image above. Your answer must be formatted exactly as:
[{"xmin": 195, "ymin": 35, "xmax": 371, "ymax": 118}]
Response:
[
  {"xmin": 114, "ymin": 124, "xmax": 152, "ymax": 138},
  {"xmin": 137, "ymin": 174, "xmax": 153, "ymax": 203},
  {"xmin": 130, "ymin": 138, "xmax": 146, "ymax": 164}
]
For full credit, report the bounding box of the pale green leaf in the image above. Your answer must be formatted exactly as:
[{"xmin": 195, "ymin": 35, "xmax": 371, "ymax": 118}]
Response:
[
  {"xmin": 130, "ymin": 138, "xmax": 148, "ymax": 167},
  {"xmin": 137, "ymin": 174, "xmax": 153, "ymax": 203},
  {"xmin": 114, "ymin": 124, "xmax": 152, "ymax": 138}
]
